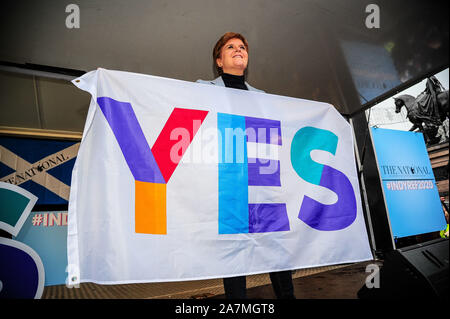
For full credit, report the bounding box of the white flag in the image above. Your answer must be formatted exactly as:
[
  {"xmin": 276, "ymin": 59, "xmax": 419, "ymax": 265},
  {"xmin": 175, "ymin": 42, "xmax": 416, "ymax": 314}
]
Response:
[{"xmin": 67, "ymin": 68, "xmax": 372, "ymax": 285}]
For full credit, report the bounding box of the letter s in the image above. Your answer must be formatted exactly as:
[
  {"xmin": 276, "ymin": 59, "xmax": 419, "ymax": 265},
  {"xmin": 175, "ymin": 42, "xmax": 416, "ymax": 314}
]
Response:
[{"xmin": 290, "ymin": 127, "xmax": 356, "ymax": 231}]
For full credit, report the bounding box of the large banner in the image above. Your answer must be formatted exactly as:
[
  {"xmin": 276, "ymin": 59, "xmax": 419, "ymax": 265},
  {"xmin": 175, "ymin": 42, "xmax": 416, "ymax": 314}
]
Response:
[
  {"xmin": 0, "ymin": 137, "xmax": 77, "ymax": 287},
  {"xmin": 67, "ymin": 68, "xmax": 372, "ymax": 285},
  {"xmin": 371, "ymin": 128, "xmax": 447, "ymax": 238}
]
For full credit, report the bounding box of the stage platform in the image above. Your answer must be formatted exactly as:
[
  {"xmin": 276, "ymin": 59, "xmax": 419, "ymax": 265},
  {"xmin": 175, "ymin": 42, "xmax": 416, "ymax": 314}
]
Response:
[{"xmin": 42, "ymin": 260, "xmax": 379, "ymax": 299}]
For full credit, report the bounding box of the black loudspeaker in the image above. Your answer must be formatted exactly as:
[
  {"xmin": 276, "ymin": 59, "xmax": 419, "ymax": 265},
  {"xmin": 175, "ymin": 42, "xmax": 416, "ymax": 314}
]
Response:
[{"xmin": 358, "ymin": 238, "xmax": 449, "ymax": 299}]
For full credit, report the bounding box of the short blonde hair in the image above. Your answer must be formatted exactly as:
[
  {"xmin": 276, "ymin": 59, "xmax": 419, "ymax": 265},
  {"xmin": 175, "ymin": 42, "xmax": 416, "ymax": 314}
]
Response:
[{"xmin": 213, "ymin": 32, "xmax": 249, "ymax": 75}]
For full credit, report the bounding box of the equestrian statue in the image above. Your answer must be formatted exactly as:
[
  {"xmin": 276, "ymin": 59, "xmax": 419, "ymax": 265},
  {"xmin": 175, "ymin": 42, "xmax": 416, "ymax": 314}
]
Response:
[{"xmin": 394, "ymin": 76, "xmax": 449, "ymax": 145}]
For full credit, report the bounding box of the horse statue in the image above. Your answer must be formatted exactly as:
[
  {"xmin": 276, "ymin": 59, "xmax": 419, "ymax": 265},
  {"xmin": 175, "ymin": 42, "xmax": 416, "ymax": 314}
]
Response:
[{"xmin": 394, "ymin": 76, "xmax": 449, "ymax": 145}]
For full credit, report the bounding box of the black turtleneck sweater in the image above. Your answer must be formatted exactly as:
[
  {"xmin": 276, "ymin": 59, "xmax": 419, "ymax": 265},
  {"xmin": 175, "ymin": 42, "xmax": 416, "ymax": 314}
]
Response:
[{"xmin": 221, "ymin": 73, "xmax": 248, "ymax": 91}]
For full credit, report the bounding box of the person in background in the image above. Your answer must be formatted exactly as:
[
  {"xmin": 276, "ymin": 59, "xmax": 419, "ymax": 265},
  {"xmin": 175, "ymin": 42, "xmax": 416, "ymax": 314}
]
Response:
[
  {"xmin": 197, "ymin": 32, "xmax": 295, "ymax": 299},
  {"xmin": 440, "ymin": 196, "xmax": 449, "ymax": 238}
]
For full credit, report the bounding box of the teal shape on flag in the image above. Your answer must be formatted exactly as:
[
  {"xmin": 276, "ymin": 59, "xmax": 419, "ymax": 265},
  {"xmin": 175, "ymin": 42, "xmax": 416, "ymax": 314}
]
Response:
[{"xmin": 290, "ymin": 126, "xmax": 338, "ymax": 185}]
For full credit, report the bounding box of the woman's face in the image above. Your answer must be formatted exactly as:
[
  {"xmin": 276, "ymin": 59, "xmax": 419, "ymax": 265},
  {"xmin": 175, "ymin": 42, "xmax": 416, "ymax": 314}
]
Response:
[{"xmin": 216, "ymin": 38, "xmax": 248, "ymax": 76}]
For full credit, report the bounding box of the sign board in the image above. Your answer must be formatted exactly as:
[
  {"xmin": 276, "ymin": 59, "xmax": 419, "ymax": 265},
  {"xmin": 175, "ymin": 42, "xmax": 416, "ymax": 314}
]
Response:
[{"xmin": 371, "ymin": 127, "xmax": 447, "ymax": 239}]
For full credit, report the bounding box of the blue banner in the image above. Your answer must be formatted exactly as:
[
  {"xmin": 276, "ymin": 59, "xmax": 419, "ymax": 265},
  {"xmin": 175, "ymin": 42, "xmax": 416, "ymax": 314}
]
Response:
[
  {"xmin": 371, "ymin": 128, "xmax": 447, "ymax": 238},
  {"xmin": 14, "ymin": 211, "xmax": 68, "ymax": 286}
]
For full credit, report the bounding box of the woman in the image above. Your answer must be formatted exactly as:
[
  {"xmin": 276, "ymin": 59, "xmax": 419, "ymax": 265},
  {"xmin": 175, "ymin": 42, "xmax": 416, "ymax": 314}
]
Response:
[
  {"xmin": 197, "ymin": 32, "xmax": 295, "ymax": 299},
  {"xmin": 197, "ymin": 32, "xmax": 263, "ymax": 92}
]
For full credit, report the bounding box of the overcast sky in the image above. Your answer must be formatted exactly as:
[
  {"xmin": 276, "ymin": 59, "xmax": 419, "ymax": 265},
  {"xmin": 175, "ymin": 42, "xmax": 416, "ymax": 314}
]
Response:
[{"xmin": 368, "ymin": 68, "xmax": 449, "ymax": 131}]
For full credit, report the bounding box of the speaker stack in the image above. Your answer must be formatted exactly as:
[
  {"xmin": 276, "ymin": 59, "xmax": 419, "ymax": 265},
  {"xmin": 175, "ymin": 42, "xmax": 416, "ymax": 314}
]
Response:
[{"xmin": 358, "ymin": 238, "xmax": 449, "ymax": 299}]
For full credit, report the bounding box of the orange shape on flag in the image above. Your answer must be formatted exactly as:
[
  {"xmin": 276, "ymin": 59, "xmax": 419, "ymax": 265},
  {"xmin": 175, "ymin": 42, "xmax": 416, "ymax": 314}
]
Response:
[{"xmin": 135, "ymin": 181, "xmax": 167, "ymax": 234}]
